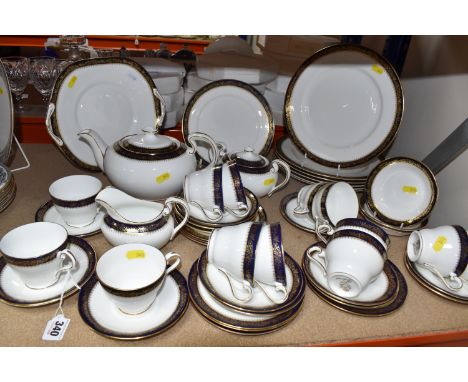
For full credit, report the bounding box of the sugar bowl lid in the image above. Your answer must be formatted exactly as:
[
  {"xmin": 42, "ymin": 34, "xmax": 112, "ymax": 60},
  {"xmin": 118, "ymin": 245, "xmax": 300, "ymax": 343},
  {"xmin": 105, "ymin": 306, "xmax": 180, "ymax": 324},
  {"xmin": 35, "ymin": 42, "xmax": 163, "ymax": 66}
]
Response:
[
  {"xmin": 230, "ymin": 147, "xmax": 270, "ymax": 171},
  {"xmin": 116, "ymin": 128, "xmax": 185, "ymax": 160}
]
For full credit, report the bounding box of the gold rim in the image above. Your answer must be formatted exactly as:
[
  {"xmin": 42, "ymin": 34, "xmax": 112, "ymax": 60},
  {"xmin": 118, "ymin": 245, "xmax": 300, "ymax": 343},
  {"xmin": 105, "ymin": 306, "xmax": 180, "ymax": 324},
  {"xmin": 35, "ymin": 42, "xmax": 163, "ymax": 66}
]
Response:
[
  {"xmin": 0, "ymin": 237, "xmax": 96, "ymax": 308},
  {"xmin": 182, "ymin": 79, "xmax": 275, "ymax": 163},
  {"xmin": 404, "ymin": 256, "xmax": 468, "ymax": 305},
  {"xmin": 365, "ymin": 157, "xmax": 438, "ymax": 226},
  {"xmin": 284, "ymin": 44, "xmax": 404, "ymax": 168},
  {"xmin": 78, "ymin": 270, "xmax": 189, "ymax": 340},
  {"xmin": 49, "ymin": 57, "xmax": 162, "ymax": 171}
]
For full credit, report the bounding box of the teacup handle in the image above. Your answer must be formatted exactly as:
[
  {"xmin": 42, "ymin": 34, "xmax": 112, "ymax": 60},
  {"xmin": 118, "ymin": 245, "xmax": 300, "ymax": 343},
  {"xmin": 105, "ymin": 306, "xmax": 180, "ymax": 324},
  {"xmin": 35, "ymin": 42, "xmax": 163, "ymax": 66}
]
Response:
[
  {"xmin": 422, "ymin": 263, "xmax": 464, "ymax": 291},
  {"xmin": 254, "ymin": 280, "xmax": 289, "ymax": 305},
  {"xmin": 164, "ymin": 252, "xmax": 181, "ymax": 275},
  {"xmin": 187, "ymin": 132, "xmax": 220, "ymax": 166},
  {"xmin": 224, "ymin": 205, "xmax": 250, "ymax": 218},
  {"xmin": 189, "ymin": 200, "xmax": 223, "ymax": 222},
  {"xmin": 316, "ymin": 217, "xmax": 334, "ymax": 244},
  {"xmin": 164, "ymin": 197, "xmax": 190, "ymax": 240},
  {"xmin": 306, "ymin": 245, "xmax": 328, "ymax": 277},
  {"xmin": 217, "ymin": 267, "xmax": 253, "ymax": 303},
  {"xmin": 54, "ymin": 249, "xmax": 77, "ymax": 280},
  {"xmin": 267, "ymin": 159, "xmax": 291, "ymax": 197}
]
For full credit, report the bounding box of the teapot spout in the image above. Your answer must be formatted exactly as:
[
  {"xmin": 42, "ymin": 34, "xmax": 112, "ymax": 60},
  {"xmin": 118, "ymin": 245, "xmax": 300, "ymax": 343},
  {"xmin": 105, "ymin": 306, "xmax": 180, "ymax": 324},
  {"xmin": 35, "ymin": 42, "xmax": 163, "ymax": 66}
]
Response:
[{"xmin": 77, "ymin": 129, "xmax": 107, "ymax": 171}]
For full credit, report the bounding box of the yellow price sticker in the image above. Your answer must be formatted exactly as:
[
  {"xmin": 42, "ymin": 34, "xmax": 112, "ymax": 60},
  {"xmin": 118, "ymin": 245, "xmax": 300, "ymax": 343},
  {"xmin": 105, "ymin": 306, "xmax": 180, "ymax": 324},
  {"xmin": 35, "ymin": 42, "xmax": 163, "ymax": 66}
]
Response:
[
  {"xmin": 67, "ymin": 75, "xmax": 77, "ymax": 88},
  {"xmin": 402, "ymin": 185, "xmax": 418, "ymax": 194},
  {"xmin": 372, "ymin": 64, "xmax": 384, "ymax": 75},
  {"xmin": 0, "ymin": 87, "xmax": 3, "ymax": 95},
  {"xmin": 433, "ymin": 236, "xmax": 448, "ymax": 252},
  {"xmin": 263, "ymin": 178, "xmax": 275, "ymax": 186},
  {"xmin": 156, "ymin": 172, "xmax": 171, "ymax": 184},
  {"xmin": 126, "ymin": 250, "xmax": 146, "ymax": 259}
]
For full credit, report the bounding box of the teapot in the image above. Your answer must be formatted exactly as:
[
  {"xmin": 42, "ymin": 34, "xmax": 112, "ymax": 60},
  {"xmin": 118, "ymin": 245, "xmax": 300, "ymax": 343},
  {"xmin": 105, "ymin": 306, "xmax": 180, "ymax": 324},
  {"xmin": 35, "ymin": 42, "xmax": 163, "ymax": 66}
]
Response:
[
  {"xmin": 96, "ymin": 187, "xmax": 189, "ymax": 248},
  {"xmin": 229, "ymin": 147, "xmax": 291, "ymax": 198},
  {"xmin": 78, "ymin": 126, "xmax": 219, "ymax": 200}
]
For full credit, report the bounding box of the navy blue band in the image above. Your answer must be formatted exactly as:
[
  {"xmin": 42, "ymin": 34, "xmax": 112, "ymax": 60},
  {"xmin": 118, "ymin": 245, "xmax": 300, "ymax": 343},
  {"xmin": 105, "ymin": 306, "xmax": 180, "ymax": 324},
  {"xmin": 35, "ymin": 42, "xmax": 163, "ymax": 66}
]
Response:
[
  {"xmin": 270, "ymin": 223, "xmax": 287, "ymax": 287},
  {"xmin": 243, "ymin": 222, "xmax": 263, "ymax": 285}
]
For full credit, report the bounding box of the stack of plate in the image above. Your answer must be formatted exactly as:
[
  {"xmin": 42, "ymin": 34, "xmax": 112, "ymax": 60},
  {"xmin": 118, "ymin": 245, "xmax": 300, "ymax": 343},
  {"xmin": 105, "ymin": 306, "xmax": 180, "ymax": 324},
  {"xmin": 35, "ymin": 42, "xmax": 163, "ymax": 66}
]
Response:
[
  {"xmin": 302, "ymin": 244, "xmax": 408, "ymax": 316},
  {"xmin": 274, "ymin": 136, "xmax": 377, "ymax": 192},
  {"xmin": 263, "ymin": 74, "xmax": 291, "ymax": 125},
  {"xmin": 188, "ymin": 251, "xmax": 305, "ymax": 335},
  {"xmin": 280, "ymin": 44, "xmax": 403, "ymax": 189},
  {"xmin": 173, "ymin": 190, "xmax": 266, "ymax": 246},
  {"xmin": 359, "ymin": 157, "xmax": 437, "ymax": 236},
  {"xmin": 0, "ymin": 164, "xmax": 16, "ymax": 213}
]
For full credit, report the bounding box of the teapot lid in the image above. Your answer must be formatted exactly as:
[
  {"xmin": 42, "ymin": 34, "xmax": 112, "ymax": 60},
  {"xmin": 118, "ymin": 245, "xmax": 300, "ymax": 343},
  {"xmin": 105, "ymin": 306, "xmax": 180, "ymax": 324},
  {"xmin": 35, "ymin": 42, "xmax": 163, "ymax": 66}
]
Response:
[
  {"xmin": 231, "ymin": 147, "xmax": 269, "ymax": 169},
  {"xmin": 116, "ymin": 129, "xmax": 186, "ymax": 160}
]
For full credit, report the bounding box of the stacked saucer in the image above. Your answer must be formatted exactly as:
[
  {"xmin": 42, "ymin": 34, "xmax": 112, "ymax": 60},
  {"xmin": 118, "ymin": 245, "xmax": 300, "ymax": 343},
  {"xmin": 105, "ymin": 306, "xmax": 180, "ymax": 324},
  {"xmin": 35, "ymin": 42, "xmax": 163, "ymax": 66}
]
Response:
[
  {"xmin": 274, "ymin": 137, "xmax": 377, "ymax": 192},
  {"xmin": 173, "ymin": 190, "xmax": 266, "ymax": 245},
  {"xmin": 188, "ymin": 250, "xmax": 305, "ymax": 335},
  {"xmin": 0, "ymin": 164, "xmax": 16, "ymax": 213},
  {"xmin": 360, "ymin": 157, "xmax": 437, "ymax": 236}
]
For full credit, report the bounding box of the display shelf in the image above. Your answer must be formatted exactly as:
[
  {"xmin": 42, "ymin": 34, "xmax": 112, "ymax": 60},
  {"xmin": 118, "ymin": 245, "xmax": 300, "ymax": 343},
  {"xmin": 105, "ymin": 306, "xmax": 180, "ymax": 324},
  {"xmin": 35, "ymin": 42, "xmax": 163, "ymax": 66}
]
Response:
[
  {"xmin": 1, "ymin": 145, "xmax": 467, "ymax": 347},
  {"xmin": 0, "ymin": 35, "xmax": 212, "ymax": 53}
]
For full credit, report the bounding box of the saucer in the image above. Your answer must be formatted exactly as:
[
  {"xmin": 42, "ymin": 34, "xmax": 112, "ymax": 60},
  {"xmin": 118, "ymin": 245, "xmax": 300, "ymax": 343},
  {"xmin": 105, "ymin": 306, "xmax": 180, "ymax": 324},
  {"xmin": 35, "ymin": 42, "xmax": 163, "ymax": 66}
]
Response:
[
  {"xmin": 188, "ymin": 258, "xmax": 302, "ymax": 334},
  {"xmin": 0, "ymin": 236, "xmax": 96, "ymax": 307},
  {"xmin": 35, "ymin": 200, "xmax": 104, "ymax": 237},
  {"xmin": 303, "ymin": 243, "xmax": 398, "ymax": 307},
  {"xmin": 78, "ymin": 270, "xmax": 189, "ymax": 340},
  {"xmin": 198, "ymin": 250, "xmax": 305, "ymax": 314},
  {"xmin": 405, "ymin": 256, "xmax": 468, "ymax": 304},
  {"xmin": 280, "ymin": 192, "xmax": 316, "ymax": 233}
]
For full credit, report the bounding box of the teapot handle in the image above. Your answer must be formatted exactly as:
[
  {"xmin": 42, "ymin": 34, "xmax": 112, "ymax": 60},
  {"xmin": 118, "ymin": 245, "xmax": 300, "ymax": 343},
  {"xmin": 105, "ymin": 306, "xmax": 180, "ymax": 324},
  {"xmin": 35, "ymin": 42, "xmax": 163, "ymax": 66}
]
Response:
[
  {"xmin": 45, "ymin": 103, "xmax": 64, "ymax": 146},
  {"xmin": 186, "ymin": 132, "xmax": 220, "ymax": 166},
  {"xmin": 152, "ymin": 87, "xmax": 167, "ymax": 132},
  {"xmin": 163, "ymin": 197, "xmax": 190, "ymax": 240},
  {"xmin": 268, "ymin": 159, "xmax": 291, "ymax": 197}
]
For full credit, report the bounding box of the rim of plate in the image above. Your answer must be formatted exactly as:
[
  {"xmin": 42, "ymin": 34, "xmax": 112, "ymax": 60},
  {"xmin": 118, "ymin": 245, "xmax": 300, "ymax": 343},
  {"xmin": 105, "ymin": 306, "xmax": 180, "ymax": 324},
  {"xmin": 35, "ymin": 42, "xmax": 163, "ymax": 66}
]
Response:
[
  {"xmin": 49, "ymin": 57, "xmax": 162, "ymax": 171},
  {"xmin": 365, "ymin": 157, "xmax": 438, "ymax": 226},
  {"xmin": 284, "ymin": 44, "xmax": 404, "ymax": 168},
  {"xmin": 182, "ymin": 79, "xmax": 275, "ymax": 164},
  {"xmin": 0, "ymin": 61, "xmax": 14, "ymax": 165}
]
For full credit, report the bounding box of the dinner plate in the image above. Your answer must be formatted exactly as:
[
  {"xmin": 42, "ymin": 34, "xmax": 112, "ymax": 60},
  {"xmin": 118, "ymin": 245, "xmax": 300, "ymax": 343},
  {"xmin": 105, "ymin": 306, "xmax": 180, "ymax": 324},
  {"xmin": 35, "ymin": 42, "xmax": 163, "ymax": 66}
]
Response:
[
  {"xmin": 285, "ymin": 44, "xmax": 403, "ymax": 168},
  {"xmin": 35, "ymin": 200, "xmax": 104, "ymax": 237},
  {"xmin": 48, "ymin": 58, "xmax": 163, "ymax": 171},
  {"xmin": 197, "ymin": 250, "xmax": 304, "ymax": 314},
  {"xmin": 182, "ymin": 80, "xmax": 274, "ymax": 163},
  {"xmin": 0, "ymin": 62, "xmax": 14, "ymax": 164},
  {"xmin": 78, "ymin": 271, "xmax": 188, "ymax": 340},
  {"xmin": 0, "ymin": 236, "xmax": 96, "ymax": 307},
  {"xmin": 366, "ymin": 157, "xmax": 438, "ymax": 226}
]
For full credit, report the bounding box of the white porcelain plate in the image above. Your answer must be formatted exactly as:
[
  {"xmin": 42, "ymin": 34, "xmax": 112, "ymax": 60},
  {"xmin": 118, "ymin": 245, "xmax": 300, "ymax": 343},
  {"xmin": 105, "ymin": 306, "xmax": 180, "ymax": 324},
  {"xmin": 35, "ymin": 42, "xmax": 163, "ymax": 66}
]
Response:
[
  {"xmin": 182, "ymin": 80, "xmax": 274, "ymax": 163},
  {"xmin": 286, "ymin": 45, "xmax": 402, "ymax": 167},
  {"xmin": 367, "ymin": 158, "xmax": 437, "ymax": 224},
  {"xmin": 0, "ymin": 237, "xmax": 96, "ymax": 306},
  {"xmin": 0, "ymin": 62, "xmax": 13, "ymax": 164},
  {"xmin": 49, "ymin": 58, "xmax": 161, "ymax": 170}
]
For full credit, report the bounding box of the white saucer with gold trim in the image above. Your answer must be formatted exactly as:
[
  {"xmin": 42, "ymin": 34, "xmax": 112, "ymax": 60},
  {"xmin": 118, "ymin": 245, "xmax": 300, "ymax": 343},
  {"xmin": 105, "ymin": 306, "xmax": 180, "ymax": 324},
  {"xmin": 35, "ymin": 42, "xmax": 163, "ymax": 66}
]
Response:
[
  {"xmin": 0, "ymin": 237, "xmax": 96, "ymax": 307},
  {"xmin": 35, "ymin": 200, "xmax": 104, "ymax": 237},
  {"xmin": 412, "ymin": 262, "xmax": 468, "ymax": 298}
]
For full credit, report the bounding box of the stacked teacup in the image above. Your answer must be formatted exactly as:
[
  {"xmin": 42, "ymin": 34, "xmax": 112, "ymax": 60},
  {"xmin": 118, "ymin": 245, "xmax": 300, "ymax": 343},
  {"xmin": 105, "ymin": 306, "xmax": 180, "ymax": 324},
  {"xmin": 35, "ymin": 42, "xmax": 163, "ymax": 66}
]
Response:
[
  {"xmin": 176, "ymin": 160, "xmax": 266, "ymax": 245},
  {"xmin": 302, "ymin": 218, "xmax": 408, "ymax": 316},
  {"xmin": 406, "ymin": 225, "xmax": 468, "ymax": 303},
  {"xmin": 188, "ymin": 221, "xmax": 305, "ymax": 334}
]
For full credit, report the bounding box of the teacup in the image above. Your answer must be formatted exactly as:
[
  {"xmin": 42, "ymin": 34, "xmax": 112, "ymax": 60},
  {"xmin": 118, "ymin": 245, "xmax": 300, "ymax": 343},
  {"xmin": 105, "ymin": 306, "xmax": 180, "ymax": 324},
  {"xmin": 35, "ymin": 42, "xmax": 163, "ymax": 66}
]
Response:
[
  {"xmin": 0, "ymin": 222, "xmax": 76, "ymax": 289},
  {"xmin": 293, "ymin": 183, "xmax": 322, "ymax": 216},
  {"xmin": 49, "ymin": 175, "xmax": 102, "ymax": 227},
  {"xmin": 207, "ymin": 221, "xmax": 288, "ymax": 304},
  {"xmin": 334, "ymin": 218, "xmax": 390, "ymax": 250},
  {"xmin": 407, "ymin": 225, "xmax": 468, "ymax": 291},
  {"xmin": 96, "ymin": 243, "xmax": 181, "ymax": 315},
  {"xmin": 307, "ymin": 229, "xmax": 386, "ymax": 298},
  {"xmin": 184, "ymin": 160, "xmax": 249, "ymax": 222}
]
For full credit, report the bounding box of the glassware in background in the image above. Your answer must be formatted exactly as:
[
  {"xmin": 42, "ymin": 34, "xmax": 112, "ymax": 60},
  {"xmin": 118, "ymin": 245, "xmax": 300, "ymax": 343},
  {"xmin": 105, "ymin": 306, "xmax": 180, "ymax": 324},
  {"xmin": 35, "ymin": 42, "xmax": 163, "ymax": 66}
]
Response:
[
  {"xmin": 96, "ymin": 49, "xmax": 119, "ymax": 58},
  {"xmin": 155, "ymin": 43, "xmax": 172, "ymax": 59},
  {"xmin": 1, "ymin": 56, "xmax": 29, "ymax": 110},
  {"xmin": 29, "ymin": 57, "xmax": 57, "ymax": 103},
  {"xmin": 59, "ymin": 35, "xmax": 87, "ymax": 62}
]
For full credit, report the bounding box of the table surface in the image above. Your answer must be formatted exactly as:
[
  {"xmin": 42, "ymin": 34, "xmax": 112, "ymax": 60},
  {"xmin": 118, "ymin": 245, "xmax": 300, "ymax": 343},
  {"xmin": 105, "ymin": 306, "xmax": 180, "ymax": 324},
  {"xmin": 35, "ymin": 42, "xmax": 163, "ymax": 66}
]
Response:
[{"xmin": 1, "ymin": 144, "xmax": 467, "ymax": 347}]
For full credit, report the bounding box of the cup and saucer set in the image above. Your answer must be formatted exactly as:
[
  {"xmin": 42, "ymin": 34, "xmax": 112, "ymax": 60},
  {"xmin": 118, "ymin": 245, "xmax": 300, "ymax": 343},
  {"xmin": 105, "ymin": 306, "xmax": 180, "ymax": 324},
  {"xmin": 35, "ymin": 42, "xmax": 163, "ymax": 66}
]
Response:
[
  {"xmin": 188, "ymin": 221, "xmax": 305, "ymax": 335},
  {"xmin": 301, "ymin": 218, "xmax": 408, "ymax": 316},
  {"xmin": 405, "ymin": 225, "xmax": 468, "ymax": 304},
  {"xmin": 0, "ymin": 222, "xmax": 96, "ymax": 307}
]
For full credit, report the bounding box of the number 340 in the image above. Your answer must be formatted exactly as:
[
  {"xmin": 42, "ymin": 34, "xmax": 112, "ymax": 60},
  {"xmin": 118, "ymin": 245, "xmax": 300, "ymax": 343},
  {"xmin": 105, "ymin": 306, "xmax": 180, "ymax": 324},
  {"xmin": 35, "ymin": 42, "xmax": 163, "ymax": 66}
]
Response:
[{"xmin": 49, "ymin": 321, "xmax": 64, "ymax": 337}]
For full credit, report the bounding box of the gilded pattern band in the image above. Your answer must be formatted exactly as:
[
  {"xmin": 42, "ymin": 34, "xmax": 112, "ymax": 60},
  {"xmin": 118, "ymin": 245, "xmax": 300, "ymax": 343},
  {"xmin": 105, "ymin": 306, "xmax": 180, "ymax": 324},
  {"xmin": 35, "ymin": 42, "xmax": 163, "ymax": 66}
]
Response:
[
  {"xmin": 336, "ymin": 218, "xmax": 390, "ymax": 247},
  {"xmin": 103, "ymin": 214, "xmax": 168, "ymax": 233},
  {"xmin": 243, "ymin": 222, "xmax": 263, "ymax": 285},
  {"xmin": 453, "ymin": 225, "xmax": 468, "ymax": 276},
  {"xmin": 50, "ymin": 194, "xmax": 97, "ymax": 208},
  {"xmin": 2, "ymin": 240, "xmax": 68, "ymax": 267},
  {"xmin": 213, "ymin": 165, "xmax": 224, "ymax": 213},
  {"xmin": 270, "ymin": 223, "xmax": 287, "ymax": 287},
  {"xmin": 330, "ymin": 229, "xmax": 387, "ymax": 259},
  {"xmin": 227, "ymin": 160, "xmax": 247, "ymax": 206},
  {"xmin": 114, "ymin": 140, "xmax": 187, "ymax": 161},
  {"xmin": 98, "ymin": 274, "xmax": 165, "ymax": 298}
]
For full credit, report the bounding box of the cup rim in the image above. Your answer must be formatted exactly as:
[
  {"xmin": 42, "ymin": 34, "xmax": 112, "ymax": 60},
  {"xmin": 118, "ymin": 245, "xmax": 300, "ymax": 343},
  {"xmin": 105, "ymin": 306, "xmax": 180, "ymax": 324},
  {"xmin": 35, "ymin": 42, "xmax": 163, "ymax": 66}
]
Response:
[
  {"xmin": 49, "ymin": 175, "xmax": 102, "ymax": 205},
  {"xmin": 329, "ymin": 229, "xmax": 387, "ymax": 260}
]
